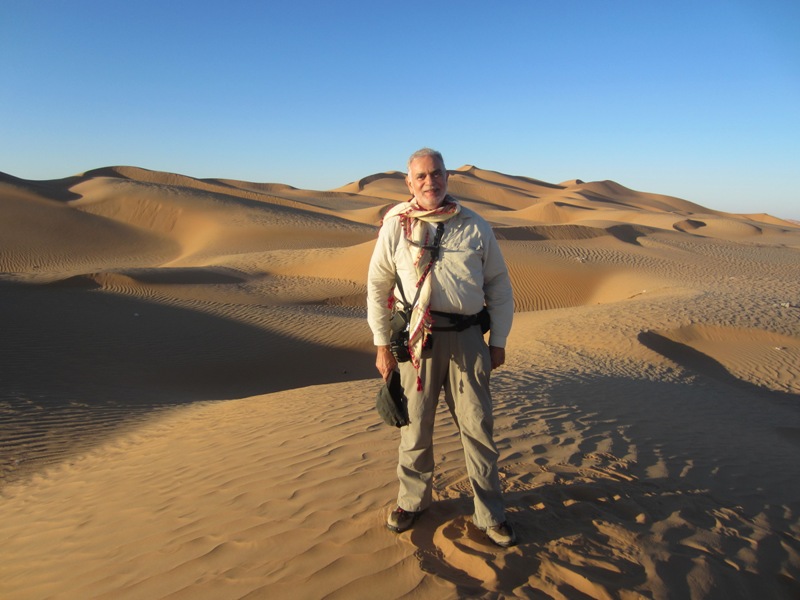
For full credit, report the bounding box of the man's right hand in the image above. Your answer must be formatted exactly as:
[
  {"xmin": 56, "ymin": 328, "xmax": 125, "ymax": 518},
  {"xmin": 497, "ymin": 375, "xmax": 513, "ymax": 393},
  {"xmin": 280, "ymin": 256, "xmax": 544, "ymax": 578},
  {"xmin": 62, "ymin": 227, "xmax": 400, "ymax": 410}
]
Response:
[{"xmin": 376, "ymin": 345, "xmax": 398, "ymax": 381}]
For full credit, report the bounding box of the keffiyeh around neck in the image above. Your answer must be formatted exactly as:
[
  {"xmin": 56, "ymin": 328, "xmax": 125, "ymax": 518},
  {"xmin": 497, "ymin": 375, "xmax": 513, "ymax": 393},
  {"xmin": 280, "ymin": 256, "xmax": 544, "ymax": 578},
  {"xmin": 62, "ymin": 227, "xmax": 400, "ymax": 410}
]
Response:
[{"xmin": 386, "ymin": 197, "xmax": 461, "ymax": 385}]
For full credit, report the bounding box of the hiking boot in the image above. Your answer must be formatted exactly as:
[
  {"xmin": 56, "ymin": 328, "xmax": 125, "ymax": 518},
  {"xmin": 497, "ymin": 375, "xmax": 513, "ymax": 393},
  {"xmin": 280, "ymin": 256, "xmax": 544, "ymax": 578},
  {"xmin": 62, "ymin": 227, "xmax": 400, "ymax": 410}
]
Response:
[
  {"xmin": 387, "ymin": 507, "xmax": 419, "ymax": 533},
  {"xmin": 481, "ymin": 521, "xmax": 517, "ymax": 547}
]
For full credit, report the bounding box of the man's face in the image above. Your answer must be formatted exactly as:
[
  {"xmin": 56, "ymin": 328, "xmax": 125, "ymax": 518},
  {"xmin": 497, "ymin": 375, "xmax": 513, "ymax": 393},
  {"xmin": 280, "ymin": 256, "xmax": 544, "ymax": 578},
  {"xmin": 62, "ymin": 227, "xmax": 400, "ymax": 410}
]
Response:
[{"xmin": 406, "ymin": 154, "xmax": 448, "ymax": 209}]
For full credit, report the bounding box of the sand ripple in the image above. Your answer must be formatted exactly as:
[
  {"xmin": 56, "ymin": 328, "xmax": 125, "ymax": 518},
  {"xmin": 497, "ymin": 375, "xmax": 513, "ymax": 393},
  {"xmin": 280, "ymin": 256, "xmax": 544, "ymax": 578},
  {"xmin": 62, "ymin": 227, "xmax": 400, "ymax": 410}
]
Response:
[{"xmin": 1, "ymin": 165, "xmax": 798, "ymax": 598}]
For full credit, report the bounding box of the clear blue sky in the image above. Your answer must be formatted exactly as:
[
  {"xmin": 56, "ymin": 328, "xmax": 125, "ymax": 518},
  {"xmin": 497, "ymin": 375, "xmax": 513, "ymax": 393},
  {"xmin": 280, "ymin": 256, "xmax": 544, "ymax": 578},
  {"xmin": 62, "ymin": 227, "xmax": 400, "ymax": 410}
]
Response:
[{"xmin": 2, "ymin": 1, "xmax": 799, "ymax": 219}]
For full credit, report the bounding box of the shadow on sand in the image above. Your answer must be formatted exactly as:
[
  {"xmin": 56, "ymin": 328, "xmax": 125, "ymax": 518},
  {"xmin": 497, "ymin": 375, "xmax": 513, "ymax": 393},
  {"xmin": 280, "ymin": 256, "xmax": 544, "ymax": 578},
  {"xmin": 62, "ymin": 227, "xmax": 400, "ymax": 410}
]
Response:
[
  {"xmin": 0, "ymin": 280, "xmax": 374, "ymax": 485},
  {"xmin": 395, "ymin": 365, "xmax": 800, "ymax": 599}
]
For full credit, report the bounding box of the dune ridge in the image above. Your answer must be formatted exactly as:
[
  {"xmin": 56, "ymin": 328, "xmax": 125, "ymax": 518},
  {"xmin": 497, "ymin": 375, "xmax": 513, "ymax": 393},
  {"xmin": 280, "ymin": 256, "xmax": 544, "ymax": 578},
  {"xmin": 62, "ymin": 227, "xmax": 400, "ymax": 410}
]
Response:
[{"xmin": 1, "ymin": 165, "xmax": 798, "ymax": 599}]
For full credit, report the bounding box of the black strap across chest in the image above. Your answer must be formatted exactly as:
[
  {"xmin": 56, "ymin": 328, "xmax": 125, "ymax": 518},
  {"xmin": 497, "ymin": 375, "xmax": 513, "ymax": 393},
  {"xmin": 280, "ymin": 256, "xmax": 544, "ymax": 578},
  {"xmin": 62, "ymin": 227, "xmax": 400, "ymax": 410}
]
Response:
[{"xmin": 395, "ymin": 222, "xmax": 445, "ymax": 310}]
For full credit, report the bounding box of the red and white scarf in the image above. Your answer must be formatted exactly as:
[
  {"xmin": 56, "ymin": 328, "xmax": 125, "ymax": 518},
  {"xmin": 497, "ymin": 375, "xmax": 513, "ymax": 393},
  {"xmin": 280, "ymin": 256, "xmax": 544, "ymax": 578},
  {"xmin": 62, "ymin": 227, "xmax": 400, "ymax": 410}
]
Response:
[{"xmin": 384, "ymin": 197, "xmax": 461, "ymax": 384}]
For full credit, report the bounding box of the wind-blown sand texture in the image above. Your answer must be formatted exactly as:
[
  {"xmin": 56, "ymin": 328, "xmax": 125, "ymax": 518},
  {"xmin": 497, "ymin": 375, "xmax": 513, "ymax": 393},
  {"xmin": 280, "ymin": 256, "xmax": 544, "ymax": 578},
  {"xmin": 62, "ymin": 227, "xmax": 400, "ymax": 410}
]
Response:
[{"xmin": 1, "ymin": 165, "xmax": 798, "ymax": 599}]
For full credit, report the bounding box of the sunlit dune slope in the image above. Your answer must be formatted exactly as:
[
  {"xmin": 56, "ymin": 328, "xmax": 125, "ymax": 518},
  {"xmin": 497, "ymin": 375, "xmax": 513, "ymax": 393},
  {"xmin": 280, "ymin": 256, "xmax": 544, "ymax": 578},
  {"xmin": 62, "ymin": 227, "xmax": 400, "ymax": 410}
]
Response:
[{"xmin": 1, "ymin": 163, "xmax": 799, "ymax": 600}]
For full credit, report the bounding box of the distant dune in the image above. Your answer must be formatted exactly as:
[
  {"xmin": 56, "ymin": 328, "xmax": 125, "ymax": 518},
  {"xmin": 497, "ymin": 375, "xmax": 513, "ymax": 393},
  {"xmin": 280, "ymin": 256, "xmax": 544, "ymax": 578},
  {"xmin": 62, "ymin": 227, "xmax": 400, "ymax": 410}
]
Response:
[{"xmin": 1, "ymin": 165, "xmax": 798, "ymax": 599}]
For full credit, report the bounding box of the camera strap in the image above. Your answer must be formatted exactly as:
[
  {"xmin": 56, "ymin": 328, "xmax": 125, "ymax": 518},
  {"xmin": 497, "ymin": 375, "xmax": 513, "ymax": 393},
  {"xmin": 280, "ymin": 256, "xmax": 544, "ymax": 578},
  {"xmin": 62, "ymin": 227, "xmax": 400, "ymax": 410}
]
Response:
[{"xmin": 394, "ymin": 222, "xmax": 445, "ymax": 319}]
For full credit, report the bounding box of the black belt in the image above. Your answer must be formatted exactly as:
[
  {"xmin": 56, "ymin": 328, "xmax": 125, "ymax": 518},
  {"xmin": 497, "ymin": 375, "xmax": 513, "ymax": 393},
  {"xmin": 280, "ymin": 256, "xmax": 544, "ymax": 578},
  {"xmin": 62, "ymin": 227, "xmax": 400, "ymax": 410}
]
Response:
[{"xmin": 430, "ymin": 310, "xmax": 482, "ymax": 332}]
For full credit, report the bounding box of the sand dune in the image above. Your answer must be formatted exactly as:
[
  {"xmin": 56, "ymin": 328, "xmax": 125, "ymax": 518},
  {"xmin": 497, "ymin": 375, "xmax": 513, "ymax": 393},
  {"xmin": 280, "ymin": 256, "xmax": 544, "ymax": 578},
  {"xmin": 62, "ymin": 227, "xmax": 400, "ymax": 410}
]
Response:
[{"xmin": 1, "ymin": 165, "xmax": 798, "ymax": 599}]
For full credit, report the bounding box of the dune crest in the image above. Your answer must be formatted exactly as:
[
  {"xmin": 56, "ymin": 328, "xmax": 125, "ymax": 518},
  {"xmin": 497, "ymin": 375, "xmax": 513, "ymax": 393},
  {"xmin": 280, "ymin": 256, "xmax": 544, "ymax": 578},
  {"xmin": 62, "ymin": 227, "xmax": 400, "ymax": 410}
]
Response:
[{"xmin": 1, "ymin": 165, "xmax": 799, "ymax": 599}]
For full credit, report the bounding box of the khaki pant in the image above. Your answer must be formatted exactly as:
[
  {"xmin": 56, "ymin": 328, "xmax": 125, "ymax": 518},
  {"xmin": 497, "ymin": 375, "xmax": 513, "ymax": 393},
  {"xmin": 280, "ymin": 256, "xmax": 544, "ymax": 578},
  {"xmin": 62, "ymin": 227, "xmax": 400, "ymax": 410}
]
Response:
[{"xmin": 396, "ymin": 325, "xmax": 506, "ymax": 529}]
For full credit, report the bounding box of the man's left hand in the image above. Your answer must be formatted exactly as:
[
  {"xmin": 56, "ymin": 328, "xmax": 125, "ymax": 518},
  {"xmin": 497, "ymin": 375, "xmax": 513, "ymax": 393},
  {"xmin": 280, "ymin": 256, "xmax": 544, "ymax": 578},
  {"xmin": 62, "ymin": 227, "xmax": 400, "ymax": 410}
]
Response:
[{"xmin": 489, "ymin": 346, "xmax": 505, "ymax": 370}]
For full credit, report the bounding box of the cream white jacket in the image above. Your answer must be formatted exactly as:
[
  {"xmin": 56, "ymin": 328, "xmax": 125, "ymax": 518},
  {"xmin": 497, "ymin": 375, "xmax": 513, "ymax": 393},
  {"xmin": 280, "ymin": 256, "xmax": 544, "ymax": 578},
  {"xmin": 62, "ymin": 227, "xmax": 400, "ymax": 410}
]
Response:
[{"xmin": 367, "ymin": 202, "xmax": 514, "ymax": 348}]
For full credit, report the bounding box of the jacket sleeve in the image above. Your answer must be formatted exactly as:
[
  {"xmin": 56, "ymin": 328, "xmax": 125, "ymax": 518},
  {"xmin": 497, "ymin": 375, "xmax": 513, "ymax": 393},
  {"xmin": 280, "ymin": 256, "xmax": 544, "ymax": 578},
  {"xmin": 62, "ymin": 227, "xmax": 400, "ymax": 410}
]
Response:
[
  {"xmin": 367, "ymin": 219, "xmax": 398, "ymax": 346},
  {"xmin": 482, "ymin": 226, "xmax": 514, "ymax": 348}
]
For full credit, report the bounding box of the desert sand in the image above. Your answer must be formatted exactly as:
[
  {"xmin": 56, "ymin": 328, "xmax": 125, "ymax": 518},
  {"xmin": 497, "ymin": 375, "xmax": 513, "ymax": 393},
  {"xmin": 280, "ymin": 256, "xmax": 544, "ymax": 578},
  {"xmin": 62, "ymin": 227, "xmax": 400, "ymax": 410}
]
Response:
[{"xmin": 1, "ymin": 165, "xmax": 798, "ymax": 599}]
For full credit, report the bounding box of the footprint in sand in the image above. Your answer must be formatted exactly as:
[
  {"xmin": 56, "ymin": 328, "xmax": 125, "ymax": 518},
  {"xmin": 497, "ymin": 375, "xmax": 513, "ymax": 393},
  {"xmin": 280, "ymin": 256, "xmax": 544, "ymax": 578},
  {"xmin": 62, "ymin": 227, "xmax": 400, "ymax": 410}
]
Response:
[{"xmin": 410, "ymin": 510, "xmax": 530, "ymax": 596}]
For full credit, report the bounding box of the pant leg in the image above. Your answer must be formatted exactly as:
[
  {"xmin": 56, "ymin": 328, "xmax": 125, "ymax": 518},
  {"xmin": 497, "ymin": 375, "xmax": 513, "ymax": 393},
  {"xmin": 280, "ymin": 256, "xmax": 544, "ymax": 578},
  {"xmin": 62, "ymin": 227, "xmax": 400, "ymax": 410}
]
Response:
[
  {"xmin": 395, "ymin": 347, "xmax": 447, "ymax": 512},
  {"xmin": 445, "ymin": 327, "xmax": 506, "ymax": 528}
]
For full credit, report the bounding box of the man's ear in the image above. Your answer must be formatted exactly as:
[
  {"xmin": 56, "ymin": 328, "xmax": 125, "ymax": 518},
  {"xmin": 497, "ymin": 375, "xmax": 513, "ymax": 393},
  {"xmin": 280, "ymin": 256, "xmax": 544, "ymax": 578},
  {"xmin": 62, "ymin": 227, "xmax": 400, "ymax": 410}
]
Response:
[{"xmin": 405, "ymin": 175, "xmax": 414, "ymax": 195}]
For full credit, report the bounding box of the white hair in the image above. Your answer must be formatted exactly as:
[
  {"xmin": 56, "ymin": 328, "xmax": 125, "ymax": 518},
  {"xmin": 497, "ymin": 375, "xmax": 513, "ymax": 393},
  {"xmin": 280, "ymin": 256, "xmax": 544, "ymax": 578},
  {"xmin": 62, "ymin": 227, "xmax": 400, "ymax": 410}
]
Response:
[{"xmin": 407, "ymin": 148, "xmax": 445, "ymax": 172}]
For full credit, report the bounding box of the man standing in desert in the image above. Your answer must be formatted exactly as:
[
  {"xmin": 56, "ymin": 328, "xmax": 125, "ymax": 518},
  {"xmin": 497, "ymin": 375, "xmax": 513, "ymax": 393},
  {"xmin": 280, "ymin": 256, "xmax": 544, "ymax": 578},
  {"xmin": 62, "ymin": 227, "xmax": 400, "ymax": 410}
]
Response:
[{"xmin": 367, "ymin": 148, "xmax": 516, "ymax": 547}]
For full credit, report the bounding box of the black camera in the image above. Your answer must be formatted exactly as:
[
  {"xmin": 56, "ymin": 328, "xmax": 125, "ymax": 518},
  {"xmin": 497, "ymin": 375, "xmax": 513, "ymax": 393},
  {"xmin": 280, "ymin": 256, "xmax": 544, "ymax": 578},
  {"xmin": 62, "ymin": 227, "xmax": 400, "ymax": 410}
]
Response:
[{"xmin": 389, "ymin": 330, "xmax": 411, "ymax": 363}]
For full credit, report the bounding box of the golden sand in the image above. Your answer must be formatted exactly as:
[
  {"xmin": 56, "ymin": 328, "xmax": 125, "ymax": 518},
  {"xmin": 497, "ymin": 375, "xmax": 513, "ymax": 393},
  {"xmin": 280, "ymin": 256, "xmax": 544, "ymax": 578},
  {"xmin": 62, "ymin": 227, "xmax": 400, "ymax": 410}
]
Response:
[{"xmin": 1, "ymin": 165, "xmax": 798, "ymax": 599}]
